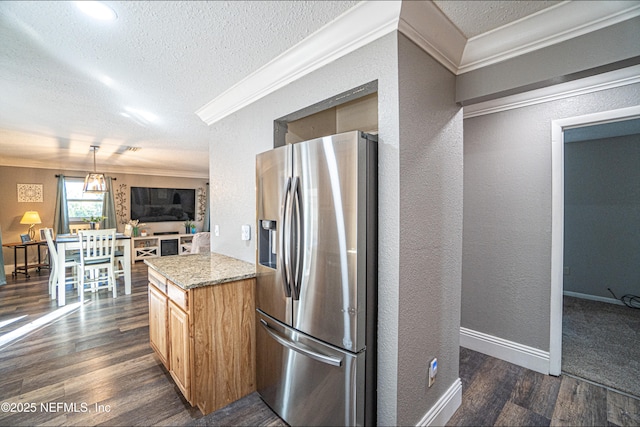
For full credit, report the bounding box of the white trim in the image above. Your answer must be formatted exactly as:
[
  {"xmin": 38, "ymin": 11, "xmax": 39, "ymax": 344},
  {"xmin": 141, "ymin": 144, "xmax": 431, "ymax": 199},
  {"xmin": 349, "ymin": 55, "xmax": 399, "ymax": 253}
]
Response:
[
  {"xmin": 464, "ymin": 65, "xmax": 640, "ymax": 118},
  {"xmin": 416, "ymin": 378, "xmax": 462, "ymax": 427},
  {"xmin": 195, "ymin": 0, "xmax": 640, "ymax": 126},
  {"xmin": 196, "ymin": 1, "xmax": 402, "ymax": 126},
  {"xmin": 0, "ymin": 159, "xmax": 208, "ymax": 179},
  {"xmin": 458, "ymin": 1, "xmax": 640, "ymax": 73},
  {"xmin": 563, "ymin": 291, "xmax": 625, "ymax": 307},
  {"xmin": 549, "ymin": 106, "xmax": 640, "ymax": 375},
  {"xmin": 460, "ymin": 327, "xmax": 550, "ymax": 375},
  {"xmin": 397, "ymin": 0, "xmax": 466, "ymax": 75}
]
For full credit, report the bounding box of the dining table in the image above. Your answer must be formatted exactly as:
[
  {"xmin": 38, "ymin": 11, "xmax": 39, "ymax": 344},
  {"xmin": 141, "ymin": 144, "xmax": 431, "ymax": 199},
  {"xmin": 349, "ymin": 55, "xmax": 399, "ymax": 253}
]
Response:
[{"xmin": 55, "ymin": 233, "xmax": 132, "ymax": 306}]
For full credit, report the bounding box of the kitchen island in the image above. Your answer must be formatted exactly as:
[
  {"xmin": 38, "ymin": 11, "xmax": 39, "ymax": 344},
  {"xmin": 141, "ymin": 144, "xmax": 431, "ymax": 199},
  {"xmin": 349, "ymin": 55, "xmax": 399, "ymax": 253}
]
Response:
[{"xmin": 145, "ymin": 253, "xmax": 256, "ymax": 415}]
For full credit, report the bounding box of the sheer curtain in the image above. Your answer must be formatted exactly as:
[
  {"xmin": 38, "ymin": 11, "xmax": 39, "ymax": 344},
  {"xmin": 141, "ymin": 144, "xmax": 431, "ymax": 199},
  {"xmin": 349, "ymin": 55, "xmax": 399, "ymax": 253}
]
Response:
[
  {"xmin": 53, "ymin": 175, "xmax": 70, "ymax": 235},
  {"xmin": 102, "ymin": 176, "xmax": 117, "ymax": 230}
]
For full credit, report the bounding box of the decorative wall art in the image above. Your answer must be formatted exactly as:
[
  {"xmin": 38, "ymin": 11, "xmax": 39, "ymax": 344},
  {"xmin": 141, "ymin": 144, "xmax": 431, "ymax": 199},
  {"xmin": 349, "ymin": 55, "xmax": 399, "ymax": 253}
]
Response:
[
  {"xmin": 197, "ymin": 187, "xmax": 207, "ymax": 221},
  {"xmin": 115, "ymin": 183, "xmax": 128, "ymax": 225},
  {"xmin": 17, "ymin": 184, "xmax": 43, "ymax": 203}
]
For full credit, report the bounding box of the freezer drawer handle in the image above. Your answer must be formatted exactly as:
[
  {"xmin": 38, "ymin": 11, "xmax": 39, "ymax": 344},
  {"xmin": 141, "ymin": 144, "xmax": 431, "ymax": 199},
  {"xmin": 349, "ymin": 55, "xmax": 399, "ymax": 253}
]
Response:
[{"xmin": 260, "ymin": 319, "xmax": 343, "ymax": 367}]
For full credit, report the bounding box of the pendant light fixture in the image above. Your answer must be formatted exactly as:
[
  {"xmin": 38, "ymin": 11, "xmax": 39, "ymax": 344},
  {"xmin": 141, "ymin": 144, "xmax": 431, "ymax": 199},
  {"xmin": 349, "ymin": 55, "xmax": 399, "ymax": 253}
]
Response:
[{"xmin": 83, "ymin": 145, "xmax": 107, "ymax": 193}]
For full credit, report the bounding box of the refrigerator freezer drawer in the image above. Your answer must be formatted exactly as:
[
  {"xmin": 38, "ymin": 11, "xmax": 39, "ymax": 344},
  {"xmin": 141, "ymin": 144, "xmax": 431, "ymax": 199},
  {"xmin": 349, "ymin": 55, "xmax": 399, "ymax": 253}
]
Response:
[{"xmin": 256, "ymin": 310, "xmax": 366, "ymax": 426}]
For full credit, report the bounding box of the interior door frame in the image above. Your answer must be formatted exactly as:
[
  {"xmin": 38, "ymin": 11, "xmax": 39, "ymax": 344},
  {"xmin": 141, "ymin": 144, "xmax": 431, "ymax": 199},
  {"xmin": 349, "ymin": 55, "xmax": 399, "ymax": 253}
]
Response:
[{"xmin": 549, "ymin": 105, "xmax": 640, "ymax": 375}]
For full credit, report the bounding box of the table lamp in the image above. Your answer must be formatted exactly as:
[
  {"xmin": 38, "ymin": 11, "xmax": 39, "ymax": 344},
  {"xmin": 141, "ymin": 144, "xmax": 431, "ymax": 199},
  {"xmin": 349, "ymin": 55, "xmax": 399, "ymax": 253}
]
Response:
[{"xmin": 20, "ymin": 211, "xmax": 42, "ymax": 240}]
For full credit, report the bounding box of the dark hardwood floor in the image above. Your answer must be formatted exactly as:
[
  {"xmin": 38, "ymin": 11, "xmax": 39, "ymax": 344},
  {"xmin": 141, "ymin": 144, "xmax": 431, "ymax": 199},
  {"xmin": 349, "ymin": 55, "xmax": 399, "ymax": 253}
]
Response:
[{"xmin": 0, "ymin": 263, "xmax": 638, "ymax": 426}]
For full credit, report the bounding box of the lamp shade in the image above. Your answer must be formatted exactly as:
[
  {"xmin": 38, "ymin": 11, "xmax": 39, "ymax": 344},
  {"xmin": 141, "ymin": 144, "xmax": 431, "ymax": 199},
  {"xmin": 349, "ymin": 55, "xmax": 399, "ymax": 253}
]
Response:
[
  {"xmin": 83, "ymin": 173, "xmax": 107, "ymax": 193},
  {"xmin": 84, "ymin": 145, "xmax": 107, "ymax": 193},
  {"xmin": 20, "ymin": 211, "xmax": 42, "ymax": 225}
]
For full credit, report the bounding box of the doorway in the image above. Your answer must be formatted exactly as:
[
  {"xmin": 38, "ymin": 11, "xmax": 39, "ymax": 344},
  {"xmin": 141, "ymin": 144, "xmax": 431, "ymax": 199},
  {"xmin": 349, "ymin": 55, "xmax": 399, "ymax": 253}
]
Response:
[{"xmin": 549, "ymin": 105, "xmax": 640, "ymax": 376}]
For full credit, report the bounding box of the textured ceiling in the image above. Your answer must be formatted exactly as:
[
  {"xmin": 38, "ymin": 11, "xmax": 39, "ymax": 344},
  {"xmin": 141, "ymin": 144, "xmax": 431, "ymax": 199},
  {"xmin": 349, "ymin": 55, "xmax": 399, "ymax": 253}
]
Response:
[
  {"xmin": 432, "ymin": 0, "xmax": 562, "ymax": 38},
  {"xmin": 0, "ymin": 0, "xmax": 359, "ymax": 177},
  {"xmin": 0, "ymin": 1, "xmax": 609, "ymax": 178}
]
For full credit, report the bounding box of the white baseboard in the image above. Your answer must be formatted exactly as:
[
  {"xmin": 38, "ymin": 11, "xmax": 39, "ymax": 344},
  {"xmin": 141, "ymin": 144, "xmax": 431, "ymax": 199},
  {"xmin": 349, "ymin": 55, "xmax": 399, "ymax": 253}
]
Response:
[
  {"xmin": 563, "ymin": 290, "xmax": 624, "ymax": 306},
  {"xmin": 460, "ymin": 327, "xmax": 550, "ymax": 375},
  {"xmin": 417, "ymin": 378, "xmax": 462, "ymax": 427}
]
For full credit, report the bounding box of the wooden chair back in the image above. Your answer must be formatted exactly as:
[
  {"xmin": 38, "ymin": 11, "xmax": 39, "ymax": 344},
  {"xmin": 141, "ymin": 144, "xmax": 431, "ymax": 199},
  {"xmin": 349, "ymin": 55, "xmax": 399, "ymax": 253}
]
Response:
[{"xmin": 78, "ymin": 229, "xmax": 116, "ymax": 265}]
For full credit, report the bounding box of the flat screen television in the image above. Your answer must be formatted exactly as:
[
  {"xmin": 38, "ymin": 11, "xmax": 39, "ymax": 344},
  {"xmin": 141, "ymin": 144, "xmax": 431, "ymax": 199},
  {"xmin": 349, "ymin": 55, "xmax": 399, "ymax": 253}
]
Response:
[{"xmin": 130, "ymin": 187, "xmax": 195, "ymax": 222}]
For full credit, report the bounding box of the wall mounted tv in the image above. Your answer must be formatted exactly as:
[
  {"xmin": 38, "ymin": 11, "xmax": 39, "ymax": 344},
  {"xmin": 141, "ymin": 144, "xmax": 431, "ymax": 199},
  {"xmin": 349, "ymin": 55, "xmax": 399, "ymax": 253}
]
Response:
[{"xmin": 130, "ymin": 187, "xmax": 195, "ymax": 222}]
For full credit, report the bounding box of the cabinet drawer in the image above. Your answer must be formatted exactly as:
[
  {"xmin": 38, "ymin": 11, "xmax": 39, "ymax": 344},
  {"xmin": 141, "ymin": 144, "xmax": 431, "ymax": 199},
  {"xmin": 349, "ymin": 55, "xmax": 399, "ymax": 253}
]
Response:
[
  {"xmin": 167, "ymin": 280, "xmax": 188, "ymax": 311},
  {"xmin": 148, "ymin": 268, "xmax": 167, "ymax": 293}
]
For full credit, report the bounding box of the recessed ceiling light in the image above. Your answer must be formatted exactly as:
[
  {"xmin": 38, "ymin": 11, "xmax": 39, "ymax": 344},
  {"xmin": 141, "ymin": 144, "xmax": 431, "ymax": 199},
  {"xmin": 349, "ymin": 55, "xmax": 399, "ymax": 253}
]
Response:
[{"xmin": 76, "ymin": 1, "xmax": 118, "ymax": 21}]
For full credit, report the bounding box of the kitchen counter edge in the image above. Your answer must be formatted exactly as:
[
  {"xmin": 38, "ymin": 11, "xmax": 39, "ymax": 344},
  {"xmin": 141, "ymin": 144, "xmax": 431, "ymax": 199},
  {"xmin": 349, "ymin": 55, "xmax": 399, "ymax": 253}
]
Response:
[{"xmin": 144, "ymin": 252, "xmax": 256, "ymax": 290}]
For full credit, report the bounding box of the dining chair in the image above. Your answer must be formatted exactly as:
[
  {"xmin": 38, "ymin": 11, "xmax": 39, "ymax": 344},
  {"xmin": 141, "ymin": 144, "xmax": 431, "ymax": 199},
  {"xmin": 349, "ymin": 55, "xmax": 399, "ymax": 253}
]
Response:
[
  {"xmin": 77, "ymin": 228, "xmax": 117, "ymax": 302},
  {"xmin": 190, "ymin": 232, "xmax": 211, "ymax": 254},
  {"xmin": 43, "ymin": 228, "xmax": 79, "ymax": 299},
  {"xmin": 70, "ymin": 223, "xmax": 91, "ymax": 234}
]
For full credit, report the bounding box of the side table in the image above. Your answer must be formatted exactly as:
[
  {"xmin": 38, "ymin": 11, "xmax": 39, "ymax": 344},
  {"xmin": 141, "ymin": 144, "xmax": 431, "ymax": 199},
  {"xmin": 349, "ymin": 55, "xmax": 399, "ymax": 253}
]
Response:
[{"xmin": 1, "ymin": 240, "xmax": 50, "ymax": 278}]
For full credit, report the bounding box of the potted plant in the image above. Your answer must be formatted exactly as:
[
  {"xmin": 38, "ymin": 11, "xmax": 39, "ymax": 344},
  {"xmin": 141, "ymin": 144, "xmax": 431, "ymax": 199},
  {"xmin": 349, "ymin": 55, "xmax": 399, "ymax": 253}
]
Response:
[
  {"xmin": 83, "ymin": 215, "xmax": 107, "ymax": 229},
  {"xmin": 184, "ymin": 220, "xmax": 193, "ymax": 234}
]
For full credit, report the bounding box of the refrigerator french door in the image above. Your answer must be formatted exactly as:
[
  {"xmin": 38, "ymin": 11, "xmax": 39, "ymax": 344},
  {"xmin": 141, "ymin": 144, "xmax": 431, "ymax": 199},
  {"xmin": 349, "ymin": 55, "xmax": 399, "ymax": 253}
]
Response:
[{"xmin": 255, "ymin": 131, "xmax": 377, "ymax": 426}]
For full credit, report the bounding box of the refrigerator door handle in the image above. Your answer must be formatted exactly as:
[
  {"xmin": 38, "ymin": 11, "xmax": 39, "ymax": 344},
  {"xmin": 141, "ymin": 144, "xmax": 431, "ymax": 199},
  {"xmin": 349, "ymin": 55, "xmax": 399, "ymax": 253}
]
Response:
[
  {"xmin": 291, "ymin": 176, "xmax": 303, "ymax": 300},
  {"xmin": 260, "ymin": 319, "xmax": 343, "ymax": 367},
  {"xmin": 280, "ymin": 177, "xmax": 292, "ymax": 297}
]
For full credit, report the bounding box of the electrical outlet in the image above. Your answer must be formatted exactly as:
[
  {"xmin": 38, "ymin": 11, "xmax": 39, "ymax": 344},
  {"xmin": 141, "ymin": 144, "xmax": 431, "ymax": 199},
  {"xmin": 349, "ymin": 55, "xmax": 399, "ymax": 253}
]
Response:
[
  {"xmin": 428, "ymin": 358, "xmax": 437, "ymax": 387},
  {"xmin": 241, "ymin": 224, "xmax": 251, "ymax": 241}
]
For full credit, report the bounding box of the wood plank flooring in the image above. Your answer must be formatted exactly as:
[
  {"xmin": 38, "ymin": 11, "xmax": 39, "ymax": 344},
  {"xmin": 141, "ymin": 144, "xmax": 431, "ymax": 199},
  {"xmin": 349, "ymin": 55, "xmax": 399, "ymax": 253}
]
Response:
[
  {"xmin": 1, "ymin": 263, "xmax": 638, "ymax": 426},
  {"xmin": 448, "ymin": 347, "xmax": 640, "ymax": 426}
]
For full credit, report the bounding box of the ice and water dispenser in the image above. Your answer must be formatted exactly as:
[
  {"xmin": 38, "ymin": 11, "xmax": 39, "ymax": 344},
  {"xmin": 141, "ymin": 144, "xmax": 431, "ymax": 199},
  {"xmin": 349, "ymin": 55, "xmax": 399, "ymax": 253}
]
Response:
[{"xmin": 258, "ymin": 219, "xmax": 277, "ymax": 269}]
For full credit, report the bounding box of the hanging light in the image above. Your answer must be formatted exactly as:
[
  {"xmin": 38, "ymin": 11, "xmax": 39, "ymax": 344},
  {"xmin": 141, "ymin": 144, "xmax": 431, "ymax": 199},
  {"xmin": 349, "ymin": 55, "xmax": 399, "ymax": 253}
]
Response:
[{"xmin": 83, "ymin": 145, "xmax": 107, "ymax": 193}]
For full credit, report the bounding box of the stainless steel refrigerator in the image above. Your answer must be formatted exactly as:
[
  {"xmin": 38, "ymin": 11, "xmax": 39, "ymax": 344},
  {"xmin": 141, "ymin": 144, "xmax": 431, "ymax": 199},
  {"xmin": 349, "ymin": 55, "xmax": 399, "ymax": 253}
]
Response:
[{"xmin": 255, "ymin": 130, "xmax": 377, "ymax": 426}]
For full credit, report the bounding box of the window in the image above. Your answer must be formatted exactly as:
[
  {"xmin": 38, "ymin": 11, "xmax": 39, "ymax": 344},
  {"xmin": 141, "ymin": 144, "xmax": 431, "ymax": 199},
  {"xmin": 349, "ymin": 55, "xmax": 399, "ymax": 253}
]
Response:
[{"xmin": 66, "ymin": 178, "xmax": 104, "ymax": 221}]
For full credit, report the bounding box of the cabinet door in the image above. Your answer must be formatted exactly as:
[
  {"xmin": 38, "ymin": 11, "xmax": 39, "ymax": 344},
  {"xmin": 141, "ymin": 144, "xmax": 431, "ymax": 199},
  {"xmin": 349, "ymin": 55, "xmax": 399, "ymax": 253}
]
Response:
[
  {"xmin": 168, "ymin": 300, "xmax": 191, "ymax": 402},
  {"xmin": 148, "ymin": 284, "xmax": 168, "ymax": 367}
]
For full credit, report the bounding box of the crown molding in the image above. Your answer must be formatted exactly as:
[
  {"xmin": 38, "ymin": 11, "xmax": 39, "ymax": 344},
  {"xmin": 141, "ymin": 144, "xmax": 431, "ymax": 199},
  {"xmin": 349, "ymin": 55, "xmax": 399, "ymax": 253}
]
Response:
[
  {"xmin": 196, "ymin": 1, "xmax": 402, "ymax": 126},
  {"xmin": 397, "ymin": 0, "xmax": 466, "ymax": 75},
  {"xmin": 458, "ymin": 1, "xmax": 640, "ymax": 74},
  {"xmin": 0, "ymin": 158, "xmax": 208, "ymax": 179},
  {"xmin": 196, "ymin": 0, "xmax": 640, "ymax": 126},
  {"xmin": 463, "ymin": 64, "xmax": 640, "ymax": 119}
]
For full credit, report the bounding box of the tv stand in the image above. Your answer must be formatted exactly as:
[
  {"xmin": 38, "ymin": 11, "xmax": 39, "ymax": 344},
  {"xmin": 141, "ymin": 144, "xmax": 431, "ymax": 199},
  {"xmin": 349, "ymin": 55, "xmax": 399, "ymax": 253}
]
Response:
[{"xmin": 131, "ymin": 234, "xmax": 194, "ymax": 264}]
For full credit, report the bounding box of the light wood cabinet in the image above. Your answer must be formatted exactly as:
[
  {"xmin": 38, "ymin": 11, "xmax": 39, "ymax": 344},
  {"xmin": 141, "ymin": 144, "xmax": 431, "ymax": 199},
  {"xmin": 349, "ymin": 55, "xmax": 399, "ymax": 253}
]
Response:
[
  {"xmin": 147, "ymin": 269, "xmax": 256, "ymax": 415},
  {"xmin": 168, "ymin": 299, "xmax": 191, "ymax": 401},
  {"xmin": 148, "ymin": 284, "xmax": 168, "ymax": 366}
]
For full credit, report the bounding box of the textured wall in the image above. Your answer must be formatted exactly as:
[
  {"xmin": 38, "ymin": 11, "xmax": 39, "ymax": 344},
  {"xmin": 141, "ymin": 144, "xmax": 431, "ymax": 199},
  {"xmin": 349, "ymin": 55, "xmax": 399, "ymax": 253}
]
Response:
[
  {"xmin": 462, "ymin": 82, "xmax": 640, "ymax": 351},
  {"xmin": 564, "ymin": 133, "xmax": 640, "ymax": 299},
  {"xmin": 397, "ymin": 35, "xmax": 463, "ymax": 425},
  {"xmin": 209, "ymin": 33, "xmax": 403, "ymax": 425},
  {"xmin": 208, "ymin": 30, "xmax": 464, "ymax": 426}
]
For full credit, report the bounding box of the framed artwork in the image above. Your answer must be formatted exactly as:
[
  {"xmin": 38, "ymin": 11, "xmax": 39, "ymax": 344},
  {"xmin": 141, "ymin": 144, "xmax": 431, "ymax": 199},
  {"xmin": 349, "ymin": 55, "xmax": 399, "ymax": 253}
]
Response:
[
  {"xmin": 20, "ymin": 234, "xmax": 31, "ymax": 243},
  {"xmin": 17, "ymin": 184, "xmax": 43, "ymax": 203},
  {"xmin": 124, "ymin": 224, "xmax": 133, "ymax": 237}
]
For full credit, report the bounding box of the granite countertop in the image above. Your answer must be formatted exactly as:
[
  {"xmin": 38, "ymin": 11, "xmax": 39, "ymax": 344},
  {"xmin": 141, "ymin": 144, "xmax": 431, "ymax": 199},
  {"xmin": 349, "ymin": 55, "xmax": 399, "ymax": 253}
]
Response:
[{"xmin": 144, "ymin": 252, "xmax": 256, "ymax": 290}]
